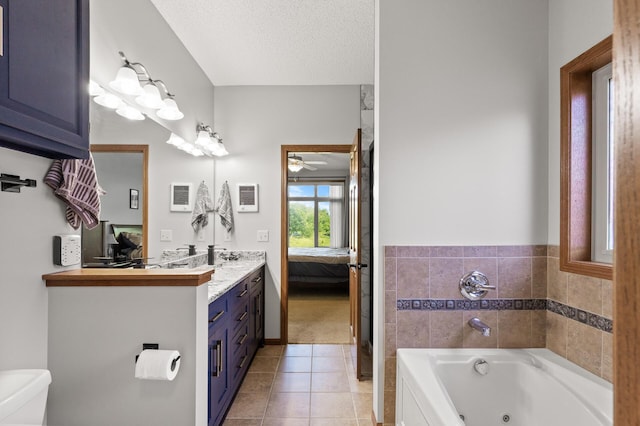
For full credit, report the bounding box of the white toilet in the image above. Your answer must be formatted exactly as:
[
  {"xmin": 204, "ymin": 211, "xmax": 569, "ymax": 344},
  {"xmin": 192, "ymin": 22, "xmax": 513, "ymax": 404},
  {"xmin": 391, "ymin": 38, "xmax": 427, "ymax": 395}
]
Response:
[{"xmin": 0, "ymin": 369, "xmax": 51, "ymax": 426}]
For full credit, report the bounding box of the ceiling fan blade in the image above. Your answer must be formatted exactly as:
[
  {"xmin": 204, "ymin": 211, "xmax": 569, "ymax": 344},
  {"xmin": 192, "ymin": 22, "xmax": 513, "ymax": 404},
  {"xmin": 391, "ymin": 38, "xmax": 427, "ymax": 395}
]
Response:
[
  {"xmin": 304, "ymin": 161, "xmax": 328, "ymax": 165},
  {"xmin": 303, "ymin": 163, "xmax": 318, "ymax": 171}
]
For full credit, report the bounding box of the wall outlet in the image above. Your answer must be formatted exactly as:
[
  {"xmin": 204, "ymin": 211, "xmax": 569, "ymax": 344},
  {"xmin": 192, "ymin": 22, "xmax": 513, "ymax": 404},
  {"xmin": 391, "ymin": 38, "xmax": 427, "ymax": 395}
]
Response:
[
  {"xmin": 257, "ymin": 230, "xmax": 269, "ymax": 242},
  {"xmin": 53, "ymin": 234, "xmax": 81, "ymax": 266},
  {"xmin": 160, "ymin": 229, "xmax": 173, "ymax": 242}
]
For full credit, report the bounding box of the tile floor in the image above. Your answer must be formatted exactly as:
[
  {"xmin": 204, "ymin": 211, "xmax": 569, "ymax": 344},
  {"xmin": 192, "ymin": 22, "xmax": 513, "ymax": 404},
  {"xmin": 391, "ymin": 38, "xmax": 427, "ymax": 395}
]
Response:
[{"xmin": 223, "ymin": 344, "xmax": 373, "ymax": 425}]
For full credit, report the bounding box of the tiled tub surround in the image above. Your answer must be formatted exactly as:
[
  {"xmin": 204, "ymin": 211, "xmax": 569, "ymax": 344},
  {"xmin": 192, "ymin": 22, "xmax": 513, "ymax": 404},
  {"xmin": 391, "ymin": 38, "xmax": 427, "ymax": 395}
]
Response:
[{"xmin": 383, "ymin": 245, "xmax": 613, "ymax": 425}]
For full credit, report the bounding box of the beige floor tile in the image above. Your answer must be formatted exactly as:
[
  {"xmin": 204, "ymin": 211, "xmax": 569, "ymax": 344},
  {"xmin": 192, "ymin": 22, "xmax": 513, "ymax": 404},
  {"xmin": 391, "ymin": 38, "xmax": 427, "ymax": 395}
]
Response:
[
  {"xmin": 273, "ymin": 372, "xmax": 312, "ymax": 392},
  {"xmin": 249, "ymin": 356, "xmax": 280, "ymax": 373},
  {"xmin": 312, "ymin": 356, "xmax": 346, "ymax": 373},
  {"xmin": 312, "ymin": 344, "xmax": 344, "ymax": 357},
  {"xmin": 284, "ymin": 344, "xmax": 313, "ymax": 356},
  {"xmin": 222, "ymin": 419, "xmax": 262, "ymax": 426},
  {"xmin": 310, "ymin": 393, "xmax": 357, "ymax": 418},
  {"xmin": 238, "ymin": 372, "xmax": 275, "ymax": 393},
  {"xmin": 311, "ymin": 372, "xmax": 351, "ymax": 392},
  {"xmin": 266, "ymin": 392, "xmax": 311, "ymax": 418},
  {"xmin": 262, "ymin": 418, "xmax": 310, "ymax": 426},
  {"xmin": 225, "ymin": 392, "xmax": 269, "ymax": 419},
  {"xmin": 349, "ymin": 376, "xmax": 374, "ymax": 393},
  {"xmin": 257, "ymin": 345, "xmax": 285, "ymax": 357},
  {"xmin": 352, "ymin": 392, "xmax": 373, "ymax": 419},
  {"xmin": 311, "ymin": 418, "xmax": 359, "ymax": 426},
  {"xmin": 279, "ymin": 356, "xmax": 312, "ymax": 373}
]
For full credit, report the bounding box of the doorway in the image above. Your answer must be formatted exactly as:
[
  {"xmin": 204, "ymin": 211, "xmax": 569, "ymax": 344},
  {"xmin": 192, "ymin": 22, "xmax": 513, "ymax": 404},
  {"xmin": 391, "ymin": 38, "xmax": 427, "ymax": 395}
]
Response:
[
  {"xmin": 281, "ymin": 144, "xmax": 352, "ymax": 346},
  {"xmin": 281, "ymin": 135, "xmax": 373, "ymax": 380}
]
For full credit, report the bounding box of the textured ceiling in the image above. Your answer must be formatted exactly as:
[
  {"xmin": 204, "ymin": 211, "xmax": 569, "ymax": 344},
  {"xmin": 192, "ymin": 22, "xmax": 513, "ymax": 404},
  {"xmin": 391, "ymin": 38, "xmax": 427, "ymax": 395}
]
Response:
[{"xmin": 149, "ymin": 0, "xmax": 375, "ymax": 86}]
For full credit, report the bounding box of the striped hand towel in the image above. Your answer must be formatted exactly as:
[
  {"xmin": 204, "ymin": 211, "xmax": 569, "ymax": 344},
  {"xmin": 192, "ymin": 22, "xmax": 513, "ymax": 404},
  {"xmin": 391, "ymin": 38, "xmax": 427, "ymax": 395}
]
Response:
[
  {"xmin": 191, "ymin": 181, "xmax": 214, "ymax": 232},
  {"xmin": 214, "ymin": 181, "xmax": 234, "ymax": 232},
  {"xmin": 44, "ymin": 154, "xmax": 104, "ymax": 230}
]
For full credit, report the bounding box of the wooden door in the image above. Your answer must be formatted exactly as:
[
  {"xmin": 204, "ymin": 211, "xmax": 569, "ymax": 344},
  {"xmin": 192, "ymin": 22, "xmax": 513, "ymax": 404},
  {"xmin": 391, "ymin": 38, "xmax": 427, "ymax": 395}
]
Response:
[
  {"xmin": 614, "ymin": 0, "xmax": 640, "ymax": 423},
  {"xmin": 348, "ymin": 129, "xmax": 365, "ymax": 379}
]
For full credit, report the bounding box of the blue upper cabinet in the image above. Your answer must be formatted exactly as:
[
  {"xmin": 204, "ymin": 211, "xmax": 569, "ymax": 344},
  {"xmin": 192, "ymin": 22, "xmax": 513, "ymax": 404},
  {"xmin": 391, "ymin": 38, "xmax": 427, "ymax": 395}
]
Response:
[{"xmin": 0, "ymin": 0, "xmax": 89, "ymax": 159}]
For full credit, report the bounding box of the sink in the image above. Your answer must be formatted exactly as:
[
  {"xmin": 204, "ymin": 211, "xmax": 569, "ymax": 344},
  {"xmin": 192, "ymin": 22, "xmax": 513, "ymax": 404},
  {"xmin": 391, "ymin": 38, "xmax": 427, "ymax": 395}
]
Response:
[{"xmin": 0, "ymin": 369, "xmax": 51, "ymax": 425}]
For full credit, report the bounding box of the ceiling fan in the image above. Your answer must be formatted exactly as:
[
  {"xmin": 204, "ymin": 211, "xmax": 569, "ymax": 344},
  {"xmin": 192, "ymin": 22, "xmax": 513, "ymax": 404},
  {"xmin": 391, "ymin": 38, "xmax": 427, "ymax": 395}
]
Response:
[{"xmin": 287, "ymin": 154, "xmax": 327, "ymax": 172}]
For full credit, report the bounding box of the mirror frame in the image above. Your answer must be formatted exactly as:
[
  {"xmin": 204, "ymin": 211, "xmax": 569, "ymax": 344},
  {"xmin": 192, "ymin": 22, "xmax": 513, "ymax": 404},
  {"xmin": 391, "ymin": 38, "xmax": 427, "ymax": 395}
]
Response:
[{"xmin": 91, "ymin": 144, "xmax": 149, "ymax": 260}]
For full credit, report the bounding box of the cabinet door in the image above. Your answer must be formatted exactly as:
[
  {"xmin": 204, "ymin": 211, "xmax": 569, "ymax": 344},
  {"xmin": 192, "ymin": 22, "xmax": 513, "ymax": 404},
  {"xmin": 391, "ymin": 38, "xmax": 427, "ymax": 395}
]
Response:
[
  {"xmin": 0, "ymin": 0, "xmax": 90, "ymax": 159},
  {"xmin": 249, "ymin": 268, "xmax": 265, "ymax": 353},
  {"xmin": 208, "ymin": 325, "xmax": 229, "ymax": 426}
]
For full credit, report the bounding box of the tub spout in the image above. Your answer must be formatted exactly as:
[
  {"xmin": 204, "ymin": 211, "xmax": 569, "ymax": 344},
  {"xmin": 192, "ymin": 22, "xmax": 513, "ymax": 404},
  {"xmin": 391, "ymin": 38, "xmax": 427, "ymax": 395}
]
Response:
[{"xmin": 468, "ymin": 317, "xmax": 491, "ymax": 337}]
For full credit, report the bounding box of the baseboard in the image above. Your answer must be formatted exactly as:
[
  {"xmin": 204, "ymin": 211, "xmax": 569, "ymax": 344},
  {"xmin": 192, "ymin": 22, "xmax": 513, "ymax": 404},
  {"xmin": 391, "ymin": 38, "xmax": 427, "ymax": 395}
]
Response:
[{"xmin": 264, "ymin": 338, "xmax": 282, "ymax": 345}]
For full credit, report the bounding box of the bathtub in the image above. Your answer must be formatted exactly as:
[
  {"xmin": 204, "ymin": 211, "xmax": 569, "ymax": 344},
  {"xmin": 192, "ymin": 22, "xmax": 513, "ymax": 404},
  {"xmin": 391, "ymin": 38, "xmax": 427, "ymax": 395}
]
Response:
[{"xmin": 395, "ymin": 348, "xmax": 612, "ymax": 426}]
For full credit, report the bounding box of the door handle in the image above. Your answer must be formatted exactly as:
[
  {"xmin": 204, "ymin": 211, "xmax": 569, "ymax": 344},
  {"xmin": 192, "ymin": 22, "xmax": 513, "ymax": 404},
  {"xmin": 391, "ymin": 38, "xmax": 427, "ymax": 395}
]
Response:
[{"xmin": 348, "ymin": 263, "xmax": 368, "ymax": 270}]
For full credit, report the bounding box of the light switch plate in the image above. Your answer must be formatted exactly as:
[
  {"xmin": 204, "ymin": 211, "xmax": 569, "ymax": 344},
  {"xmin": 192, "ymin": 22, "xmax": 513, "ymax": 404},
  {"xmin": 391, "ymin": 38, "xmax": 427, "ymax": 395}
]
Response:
[
  {"xmin": 53, "ymin": 235, "xmax": 81, "ymax": 266},
  {"xmin": 257, "ymin": 230, "xmax": 269, "ymax": 242},
  {"xmin": 160, "ymin": 229, "xmax": 173, "ymax": 242}
]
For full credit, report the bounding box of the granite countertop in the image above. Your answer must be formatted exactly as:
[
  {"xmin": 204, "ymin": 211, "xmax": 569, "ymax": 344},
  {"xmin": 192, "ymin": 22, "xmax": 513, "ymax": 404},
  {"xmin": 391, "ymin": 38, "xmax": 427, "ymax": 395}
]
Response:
[{"xmin": 208, "ymin": 259, "xmax": 265, "ymax": 303}]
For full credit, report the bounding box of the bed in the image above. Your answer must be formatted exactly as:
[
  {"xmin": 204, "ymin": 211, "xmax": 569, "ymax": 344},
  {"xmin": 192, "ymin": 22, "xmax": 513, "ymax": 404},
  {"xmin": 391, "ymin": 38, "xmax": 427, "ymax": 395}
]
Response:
[
  {"xmin": 111, "ymin": 224, "xmax": 143, "ymax": 261},
  {"xmin": 288, "ymin": 247, "xmax": 350, "ymax": 284}
]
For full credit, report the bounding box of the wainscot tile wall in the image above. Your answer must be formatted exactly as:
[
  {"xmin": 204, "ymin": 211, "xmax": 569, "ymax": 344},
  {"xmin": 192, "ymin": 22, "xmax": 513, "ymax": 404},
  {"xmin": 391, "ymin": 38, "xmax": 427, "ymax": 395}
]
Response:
[{"xmin": 382, "ymin": 245, "xmax": 613, "ymax": 425}]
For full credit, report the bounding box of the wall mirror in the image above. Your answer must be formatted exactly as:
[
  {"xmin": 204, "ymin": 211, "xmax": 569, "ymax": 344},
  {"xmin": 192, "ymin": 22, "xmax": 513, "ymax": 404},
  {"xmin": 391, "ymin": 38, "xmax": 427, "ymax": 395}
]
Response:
[
  {"xmin": 81, "ymin": 102, "xmax": 152, "ymax": 266},
  {"xmin": 82, "ymin": 144, "xmax": 148, "ymax": 265}
]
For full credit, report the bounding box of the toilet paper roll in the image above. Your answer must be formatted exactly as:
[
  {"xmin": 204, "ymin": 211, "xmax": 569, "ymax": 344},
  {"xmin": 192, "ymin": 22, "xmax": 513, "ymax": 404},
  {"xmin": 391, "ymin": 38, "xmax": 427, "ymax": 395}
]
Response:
[{"xmin": 134, "ymin": 349, "xmax": 181, "ymax": 381}]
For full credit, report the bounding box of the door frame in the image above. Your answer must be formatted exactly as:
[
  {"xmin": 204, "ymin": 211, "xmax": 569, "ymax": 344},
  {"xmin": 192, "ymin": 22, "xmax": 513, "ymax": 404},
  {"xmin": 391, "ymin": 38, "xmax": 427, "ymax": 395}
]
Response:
[{"xmin": 280, "ymin": 144, "xmax": 352, "ymax": 344}]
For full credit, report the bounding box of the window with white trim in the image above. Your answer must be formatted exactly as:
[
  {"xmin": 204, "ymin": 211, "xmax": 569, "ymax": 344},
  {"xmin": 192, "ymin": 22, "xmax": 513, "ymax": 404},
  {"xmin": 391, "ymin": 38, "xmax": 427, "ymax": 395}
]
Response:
[
  {"xmin": 592, "ymin": 62, "xmax": 614, "ymax": 264},
  {"xmin": 288, "ymin": 182, "xmax": 346, "ymax": 248}
]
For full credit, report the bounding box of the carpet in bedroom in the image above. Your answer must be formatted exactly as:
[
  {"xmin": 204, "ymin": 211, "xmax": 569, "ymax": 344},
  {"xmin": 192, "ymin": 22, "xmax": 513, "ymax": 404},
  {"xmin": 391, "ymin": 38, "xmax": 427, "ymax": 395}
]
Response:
[{"xmin": 288, "ymin": 282, "xmax": 351, "ymax": 344}]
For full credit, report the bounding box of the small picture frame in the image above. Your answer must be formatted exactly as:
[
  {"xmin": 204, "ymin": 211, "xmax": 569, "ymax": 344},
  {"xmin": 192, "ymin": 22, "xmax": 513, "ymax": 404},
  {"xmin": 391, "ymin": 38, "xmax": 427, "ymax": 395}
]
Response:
[{"xmin": 129, "ymin": 189, "xmax": 139, "ymax": 209}]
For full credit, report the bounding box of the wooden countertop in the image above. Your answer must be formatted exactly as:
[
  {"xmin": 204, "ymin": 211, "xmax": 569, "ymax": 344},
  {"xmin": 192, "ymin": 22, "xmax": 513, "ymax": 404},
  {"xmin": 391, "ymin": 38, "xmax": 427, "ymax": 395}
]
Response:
[{"xmin": 43, "ymin": 266, "xmax": 215, "ymax": 287}]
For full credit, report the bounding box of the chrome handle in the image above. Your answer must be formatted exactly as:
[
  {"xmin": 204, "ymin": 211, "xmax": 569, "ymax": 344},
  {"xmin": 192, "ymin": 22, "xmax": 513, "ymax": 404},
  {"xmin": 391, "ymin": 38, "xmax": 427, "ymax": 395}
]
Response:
[
  {"xmin": 252, "ymin": 276, "xmax": 262, "ymax": 283},
  {"xmin": 237, "ymin": 311, "xmax": 248, "ymax": 322},
  {"xmin": 460, "ymin": 271, "xmax": 494, "ymax": 300},
  {"xmin": 238, "ymin": 334, "xmax": 248, "ymax": 345},
  {"xmin": 238, "ymin": 355, "xmax": 248, "ymax": 369},
  {"xmin": 209, "ymin": 310, "xmax": 225, "ymax": 323},
  {"xmin": 217, "ymin": 340, "xmax": 223, "ymax": 376},
  {"xmin": 238, "ymin": 289, "xmax": 248, "ymax": 298}
]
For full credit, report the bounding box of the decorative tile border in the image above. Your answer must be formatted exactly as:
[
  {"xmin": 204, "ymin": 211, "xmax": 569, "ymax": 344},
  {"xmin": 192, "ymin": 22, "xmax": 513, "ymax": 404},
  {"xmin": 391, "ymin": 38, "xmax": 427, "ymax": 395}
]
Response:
[
  {"xmin": 397, "ymin": 298, "xmax": 546, "ymax": 311},
  {"xmin": 396, "ymin": 298, "xmax": 613, "ymax": 334},
  {"xmin": 547, "ymin": 300, "xmax": 613, "ymax": 333}
]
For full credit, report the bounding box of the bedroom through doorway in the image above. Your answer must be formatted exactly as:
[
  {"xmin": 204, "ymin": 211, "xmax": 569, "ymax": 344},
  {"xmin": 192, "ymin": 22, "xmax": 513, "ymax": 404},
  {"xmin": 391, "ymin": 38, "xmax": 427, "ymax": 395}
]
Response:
[{"xmin": 280, "ymin": 145, "xmax": 352, "ymax": 345}]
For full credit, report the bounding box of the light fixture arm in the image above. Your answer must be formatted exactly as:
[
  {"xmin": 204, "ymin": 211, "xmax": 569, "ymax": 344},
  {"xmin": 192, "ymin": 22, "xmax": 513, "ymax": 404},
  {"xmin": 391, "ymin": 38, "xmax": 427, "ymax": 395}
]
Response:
[{"xmin": 151, "ymin": 79, "xmax": 175, "ymax": 98}]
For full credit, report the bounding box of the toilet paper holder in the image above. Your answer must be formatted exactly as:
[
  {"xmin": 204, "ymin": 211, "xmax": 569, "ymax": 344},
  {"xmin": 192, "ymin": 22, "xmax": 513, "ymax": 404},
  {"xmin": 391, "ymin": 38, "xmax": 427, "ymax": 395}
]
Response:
[{"xmin": 135, "ymin": 343, "xmax": 181, "ymax": 372}]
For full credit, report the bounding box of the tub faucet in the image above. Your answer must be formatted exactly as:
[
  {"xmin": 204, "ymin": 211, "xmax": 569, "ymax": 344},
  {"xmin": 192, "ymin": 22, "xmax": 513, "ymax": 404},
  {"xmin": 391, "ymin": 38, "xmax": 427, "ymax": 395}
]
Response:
[{"xmin": 468, "ymin": 317, "xmax": 491, "ymax": 337}]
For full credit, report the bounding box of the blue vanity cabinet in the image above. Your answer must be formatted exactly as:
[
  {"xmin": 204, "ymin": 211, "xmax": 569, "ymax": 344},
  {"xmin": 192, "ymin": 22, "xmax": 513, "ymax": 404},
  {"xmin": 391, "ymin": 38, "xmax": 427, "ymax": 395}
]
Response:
[
  {"xmin": 249, "ymin": 268, "xmax": 265, "ymax": 355},
  {"xmin": 209, "ymin": 265, "xmax": 265, "ymax": 426},
  {"xmin": 208, "ymin": 294, "xmax": 229, "ymax": 426},
  {"xmin": 0, "ymin": 0, "xmax": 90, "ymax": 159},
  {"xmin": 228, "ymin": 278, "xmax": 251, "ymax": 384}
]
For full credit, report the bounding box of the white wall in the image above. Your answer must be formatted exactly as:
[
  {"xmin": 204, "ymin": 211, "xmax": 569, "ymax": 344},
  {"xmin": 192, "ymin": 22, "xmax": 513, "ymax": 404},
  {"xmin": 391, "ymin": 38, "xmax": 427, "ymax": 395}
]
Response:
[
  {"xmin": 90, "ymin": 0, "xmax": 217, "ymax": 260},
  {"xmin": 0, "ymin": 148, "xmax": 74, "ymax": 370},
  {"xmin": 375, "ymin": 0, "xmax": 549, "ymax": 419},
  {"xmin": 377, "ymin": 0, "xmax": 549, "ymax": 246},
  {"xmin": 547, "ymin": 0, "xmax": 613, "ymax": 244},
  {"xmin": 213, "ymin": 85, "xmax": 361, "ymax": 339}
]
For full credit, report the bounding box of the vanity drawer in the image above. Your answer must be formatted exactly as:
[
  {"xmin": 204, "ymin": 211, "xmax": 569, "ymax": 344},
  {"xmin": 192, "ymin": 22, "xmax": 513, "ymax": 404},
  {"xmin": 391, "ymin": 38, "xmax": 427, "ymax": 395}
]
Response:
[
  {"xmin": 208, "ymin": 293, "xmax": 228, "ymax": 329},
  {"xmin": 231, "ymin": 323, "xmax": 249, "ymax": 356}
]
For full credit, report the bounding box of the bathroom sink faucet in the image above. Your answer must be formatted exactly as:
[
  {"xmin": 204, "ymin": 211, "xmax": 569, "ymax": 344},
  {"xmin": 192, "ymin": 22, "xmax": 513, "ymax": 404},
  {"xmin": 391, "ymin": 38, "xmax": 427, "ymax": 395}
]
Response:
[{"xmin": 468, "ymin": 317, "xmax": 491, "ymax": 337}]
